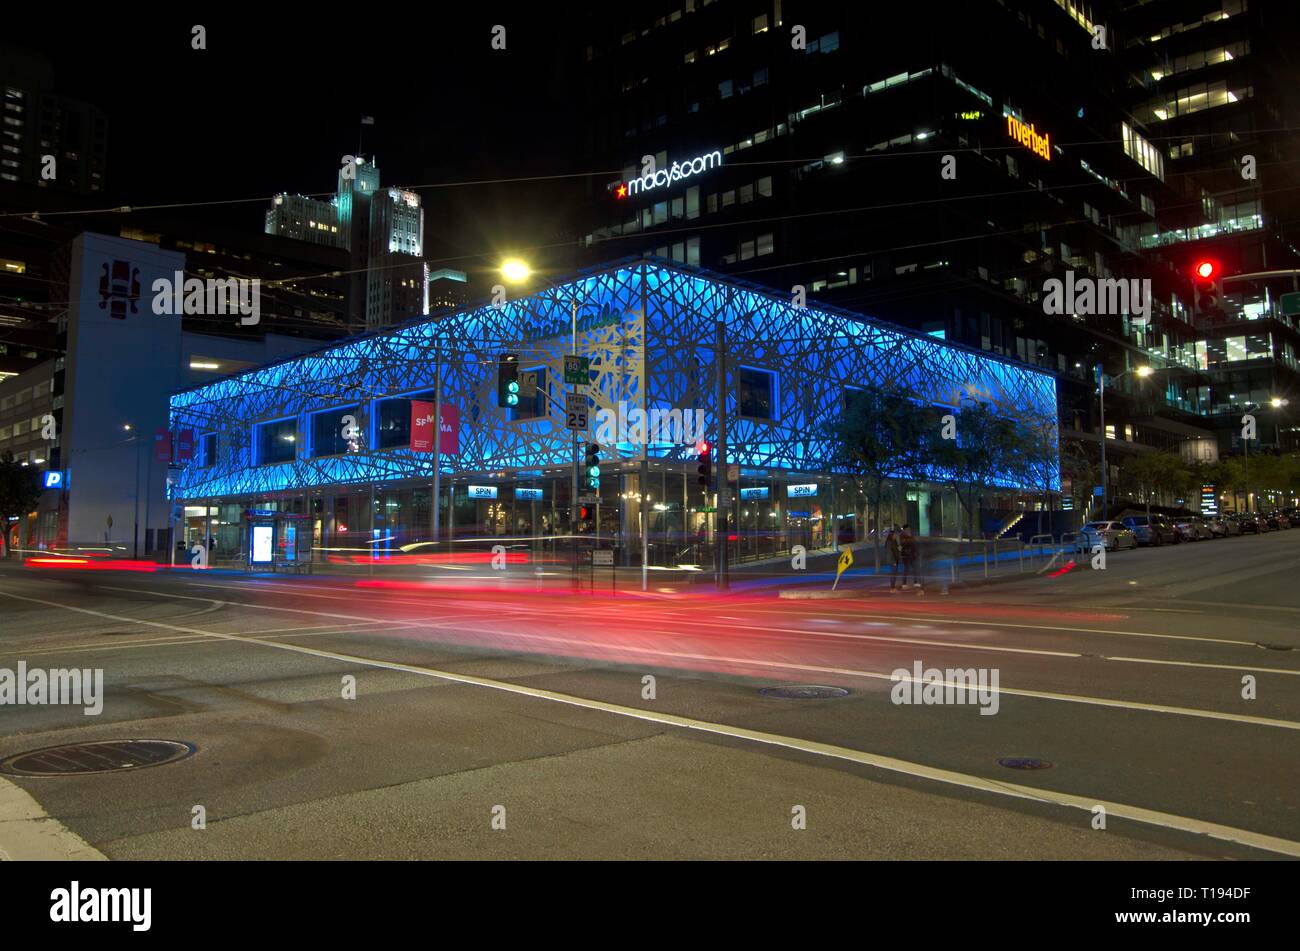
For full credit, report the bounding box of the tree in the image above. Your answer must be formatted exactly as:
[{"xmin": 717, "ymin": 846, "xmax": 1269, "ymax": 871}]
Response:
[
  {"xmin": 1124, "ymin": 451, "xmax": 1193, "ymax": 511},
  {"xmin": 1060, "ymin": 439, "xmax": 1100, "ymax": 516},
  {"xmin": 1010, "ymin": 417, "xmax": 1060, "ymax": 537},
  {"xmin": 930, "ymin": 402, "xmax": 1024, "ymax": 539},
  {"xmin": 0, "ymin": 451, "xmax": 42, "ymax": 558},
  {"xmin": 826, "ymin": 388, "xmax": 932, "ymax": 567}
]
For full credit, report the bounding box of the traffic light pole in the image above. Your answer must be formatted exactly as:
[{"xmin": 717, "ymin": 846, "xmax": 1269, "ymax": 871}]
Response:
[
  {"xmin": 716, "ymin": 319, "xmax": 729, "ymax": 590},
  {"xmin": 572, "ymin": 299, "xmax": 581, "ymax": 589},
  {"xmin": 1097, "ymin": 363, "xmax": 1107, "ymax": 521}
]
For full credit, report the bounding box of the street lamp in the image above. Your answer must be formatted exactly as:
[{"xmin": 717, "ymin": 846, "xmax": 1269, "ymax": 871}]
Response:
[
  {"xmin": 1097, "ymin": 364, "xmax": 1152, "ymax": 519},
  {"xmin": 500, "ymin": 258, "xmax": 531, "ymax": 284}
]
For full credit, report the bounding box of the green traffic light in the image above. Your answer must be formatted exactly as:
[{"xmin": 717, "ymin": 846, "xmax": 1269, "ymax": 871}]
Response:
[
  {"xmin": 587, "ymin": 465, "xmax": 600, "ymax": 479},
  {"xmin": 507, "ymin": 381, "xmax": 519, "ymax": 393},
  {"xmin": 507, "ymin": 394, "xmax": 519, "ymax": 405}
]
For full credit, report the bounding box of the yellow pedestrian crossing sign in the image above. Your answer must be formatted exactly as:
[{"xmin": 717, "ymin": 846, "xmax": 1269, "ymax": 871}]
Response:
[{"xmin": 832, "ymin": 546, "xmax": 854, "ymax": 590}]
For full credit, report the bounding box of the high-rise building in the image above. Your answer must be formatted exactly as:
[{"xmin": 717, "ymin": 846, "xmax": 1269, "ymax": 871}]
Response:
[
  {"xmin": 1121, "ymin": 0, "xmax": 1300, "ymax": 453},
  {"xmin": 266, "ymin": 158, "xmax": 429, "ymax": 330},
  {"xmin": 576, "ymin": 0, "xmax": 1298, "ymax": 510},
  {"xmin": 366, "ymin": 187, "xmax": 426, "ymax": 329},
  {"xmin": 0, "ymin": 44, "xmax": 108, "ymax": 195},
  {"xmin": 428, "ymin": 268, "xmax": 470, "ymax": 311},
  {"xmin": 265, "ymin": 193, "xmax": 343, "ymax": 248}
]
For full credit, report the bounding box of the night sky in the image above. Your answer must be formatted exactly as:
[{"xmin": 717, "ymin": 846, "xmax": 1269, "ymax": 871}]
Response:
[{"xmin": 8, "ymin": 9, "xmax": 590, "ymax": 272}]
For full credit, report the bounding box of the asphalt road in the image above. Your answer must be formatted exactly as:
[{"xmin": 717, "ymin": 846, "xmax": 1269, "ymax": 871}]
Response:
[{"xmin": 0, "ymin": 529, "xmax": 1297, "ymax": 860}]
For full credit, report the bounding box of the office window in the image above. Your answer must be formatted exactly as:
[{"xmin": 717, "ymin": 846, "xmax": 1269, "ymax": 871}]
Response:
[
  {"xmin": 687, "ymin": 236, "xmax": 701, "ymax": 267},
  {"xmin": 256, "ymin": 418, "xmax": 298, "ymax": 465},
  {"xmin": 654, "ymin": 201, "xmax": 667, "ymax": 224},
  {"xmin": 738, "ymin": 367, "xmax": 776, "ymax": 420},
  {"xmin": 740, "ymin": 239, "xmax": 755, "ymax": 261},
  {"xmin": 719, "ymin": 79, "xmax": 734, "ymax": 99},
  {"xmin": 757, "ymin": 176, "xmax": 772, "ymax": 197},
  {"xmin": 757, "ymin": 232, "xmax": 774, "ymax": 256},
  {"xmin": 740, "ymin": 184, "xmax": 754, "ymax": 203},
  {"xmin": 686, "ymin": 186, "xmax": 700, "ymax": 219},
  {"xmin": 707, "ymin": 193, "xmax": 718, "ymax": 213},
  {"xmin": 752, "ymin": 14, "xmax": 768, "ymax": 33}
]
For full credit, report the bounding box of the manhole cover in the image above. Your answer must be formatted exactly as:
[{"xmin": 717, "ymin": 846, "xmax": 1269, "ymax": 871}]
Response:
[
  {"xmin": 759, "ymin": 684, "xmax": 851, "ymax": 700},
  {"xmin": 0, "ymin": 740, "xmax": 196, "ymax": 777},
  {"xmin": 998, "ymin": 757, "xmax": 1053, "ymax": 770}
]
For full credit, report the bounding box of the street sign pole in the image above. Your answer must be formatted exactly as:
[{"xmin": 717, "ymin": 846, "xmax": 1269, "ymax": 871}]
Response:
[
  {"xmin": 571, "ymin": 298, "xmax": 580, "ymax": 590},
  {"xmin": 432, "ymin": 342, "xmax": 442, "ymax": 546},
  {"xmin": 716, "ymin": 319, "xmax": 729, "ymax": 590}
]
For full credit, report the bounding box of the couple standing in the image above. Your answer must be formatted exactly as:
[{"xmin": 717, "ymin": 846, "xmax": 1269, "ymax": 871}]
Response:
[{"xmin": 885, "ymin": 524, "xmax": 922, "ymax": 592}]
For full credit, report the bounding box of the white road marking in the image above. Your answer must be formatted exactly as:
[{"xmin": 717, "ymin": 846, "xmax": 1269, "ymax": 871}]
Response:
[
  {"xmin": 685, "ymin": 606, "xmax": 1259, "ymax": 648},
  {"xmin": 0, "ymin": 777, "xmax": 106, "ymax": 861},
  {"xmin": 1, "ymin": 586, "xmax": 1296, "ymax": 859}
]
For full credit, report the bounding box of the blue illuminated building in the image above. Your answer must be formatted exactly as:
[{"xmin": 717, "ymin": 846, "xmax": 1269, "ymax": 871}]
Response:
[{"xmin": 169, "ymin": 259, "xmax": 1057, "ymax": 562}]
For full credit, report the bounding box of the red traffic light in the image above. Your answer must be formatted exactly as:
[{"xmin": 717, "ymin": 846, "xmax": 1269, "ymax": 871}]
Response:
[
  {"xmin": 695, "ymin": 440, "xmax": 710, "ymax": 456},
  {"xmin": 1194, "ymin": 260, "xmax": 1217, "ymax": 281}
]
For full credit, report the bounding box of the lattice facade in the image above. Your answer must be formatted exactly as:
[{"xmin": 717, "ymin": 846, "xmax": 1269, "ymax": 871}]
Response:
[{"xmin": 169, "ymin": 260, "xmax": 1058, "ymax": 500}]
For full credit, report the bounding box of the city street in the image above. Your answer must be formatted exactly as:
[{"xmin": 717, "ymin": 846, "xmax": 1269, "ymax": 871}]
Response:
[{"xmin": 0, "ymin": 530, "xmax": 1295, "ymax": 860}]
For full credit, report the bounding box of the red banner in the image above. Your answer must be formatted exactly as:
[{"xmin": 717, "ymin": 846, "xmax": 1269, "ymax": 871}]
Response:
[
  {"xmin": 175, "ymin": 429, "xmax": 195, "ymax": 463},
  {"xmin": 153, "ymin": 427, "xmax": 172, "ymax": 462},
  {"xmin": 411, "ymin": 402, "xmax": 459, "ymax": 455},
  {"xmin": 411, "ymin": 401, "xmax": 435, "ymax": 452},
  {"xmin": 438, "ymin": 404, "xmax": 459, "ymax": 456}
]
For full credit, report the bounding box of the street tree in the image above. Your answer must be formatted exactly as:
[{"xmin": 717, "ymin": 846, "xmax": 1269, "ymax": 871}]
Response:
[
  {"xmin": 826, "ymin": 387, "xmax": 932, "ymax": 567},
  {"xmin": 930, "ymin": 402, "xmax": 1023, "ymax": 540},
  {"xmin": 0, "ymin": 451, "xmax": 42, "ymax": 558}
]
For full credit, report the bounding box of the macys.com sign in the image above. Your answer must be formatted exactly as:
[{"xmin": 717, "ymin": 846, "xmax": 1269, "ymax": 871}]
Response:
[{"xmin": 618, "ymin": 150, "xmax": 723, "ymax": 198}]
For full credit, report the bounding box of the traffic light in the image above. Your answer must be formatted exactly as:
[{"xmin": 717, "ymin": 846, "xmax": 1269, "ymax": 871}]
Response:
[
  {"xmin": 696, "ymin": 440, "xmax": 711, "ymax": 489},
  {"xmin": 497, "ymin": 353, "xmax": 519, "ymax": 408},
  {"xmin": 584, "ymin": 442, "xmax": 601, "ymax": 489},
  {"xmin": 1192, "ymin": 260, "xmax": 1222, "ymax": 320}
]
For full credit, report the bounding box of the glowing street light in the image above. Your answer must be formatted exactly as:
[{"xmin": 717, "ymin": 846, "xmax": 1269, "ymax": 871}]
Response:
[{"xmin": 500, "ymin": 258, "xmax": 531, "ymax": 283}]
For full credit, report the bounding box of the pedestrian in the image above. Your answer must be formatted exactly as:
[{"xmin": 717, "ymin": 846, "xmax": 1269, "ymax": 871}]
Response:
[
  {"xmin": 886, "ymin": 524, "xmax": 902, "ymax": 591},
  {"xmin": 900, "ymin": 524, "xmax": 922, "ymax": 591}
]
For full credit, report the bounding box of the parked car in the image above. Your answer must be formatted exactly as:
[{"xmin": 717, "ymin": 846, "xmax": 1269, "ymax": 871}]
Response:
[
  {"xmin": 1121, "ymin": 515, "xmax": 1176, "ymax": 546},
  {"xmin": 1080, "ymin": 520, "xmax": 1139, "ymax": 551},
  {"xmin": 1154, "ymin": 514, "xmax": 1182, "ymax": 542},
  {"xmin": 1204, "ymin": 515, "xmax": 1228, "ymax": 538},
  {"xmin": 1220, "ymin": 515, "xmax": 1243, "ymax": 536},
  {"xmin": 1264, "ymin": 512, "xmax": 1290, "ymax": 530},
  {"xmin": 1171, "ymin": 515, "xmax": 1212, "ymax": 541},
  {"xmin": 1233, "ymin": 513, "xmax": 1262, "ymax": 534}
]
